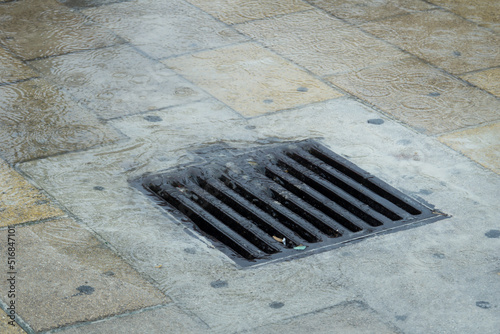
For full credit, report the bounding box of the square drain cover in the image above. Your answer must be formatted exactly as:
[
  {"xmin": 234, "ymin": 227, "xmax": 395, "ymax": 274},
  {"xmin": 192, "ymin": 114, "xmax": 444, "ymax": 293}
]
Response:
[{"xmin": 142, "ymin": 140, "xmax": 447, "ymax": 267}]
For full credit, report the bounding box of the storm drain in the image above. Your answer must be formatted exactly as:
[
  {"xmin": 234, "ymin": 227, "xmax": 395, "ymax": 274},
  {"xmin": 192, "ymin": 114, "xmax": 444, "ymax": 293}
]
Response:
[{"xmin": 142, "ymin": 140, "xmax": 447, "ymax": 267}]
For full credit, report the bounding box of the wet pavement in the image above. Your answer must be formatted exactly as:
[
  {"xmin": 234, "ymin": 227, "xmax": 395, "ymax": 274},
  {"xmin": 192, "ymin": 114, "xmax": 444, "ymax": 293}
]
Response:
[{"xmin": 0, "ymin": 0, "xmax": 499, "ymax": 333}]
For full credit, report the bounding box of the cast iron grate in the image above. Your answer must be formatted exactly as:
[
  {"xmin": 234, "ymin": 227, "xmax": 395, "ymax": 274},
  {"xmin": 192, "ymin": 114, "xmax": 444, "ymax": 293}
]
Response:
[{"xmin": 142, "ymin": 140, "xmax": 447, "ymax": 267}]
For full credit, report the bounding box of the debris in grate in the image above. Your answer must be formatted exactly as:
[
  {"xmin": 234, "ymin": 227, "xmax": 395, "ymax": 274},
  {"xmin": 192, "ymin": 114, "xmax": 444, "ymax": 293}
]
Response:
[{"xmin": 140, "ymin": 140, "xmax": 448, "ymax": 267}]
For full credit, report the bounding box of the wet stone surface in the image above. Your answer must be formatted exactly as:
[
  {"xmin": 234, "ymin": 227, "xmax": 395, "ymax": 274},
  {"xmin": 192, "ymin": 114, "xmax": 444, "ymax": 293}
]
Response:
[
  {"xmin": 235, "ymin": 10, "xmax": 405, "ymax": 76},
  {"xmin": 30, "ymin": 44, "xmax": 207, "ymax": 119},
  {"xmin": 0, "ymin": 78, "xmax": 120, "ymax": 162},
  {"xmin": 328, "ymin": 58, "xmax": 500, "ymax": 135},
  {"xmin": 82, "ymin": 0, "xmax": 247, "ymax": 59},
  {"xmin": 0, "ymin": 159, "xmax": 64, "ymax": 226},
  {"xmin": 361, "ymin": 10, "xmax": 500, "ymax": 75},
  {"xmin": 184, "ymin": 0, "xmax": 313, "ymax": 25},
  {"xmin": 0, "ymin": 218, "xmax": 169, "ymax": 332},
  {"xmin": 0, "ymin": 47, "xmax": 37, "ymax": 84},
  {"xmin": 0, "ymin": 0, "xmax": 121, "ymax": 60},
  {"xmin": 439, "ymin": 122, "xmax": 500, "ymax": 174},
  {"xmin": 164, "ymin": 43, "xmax": 343, "ymax": 116}
]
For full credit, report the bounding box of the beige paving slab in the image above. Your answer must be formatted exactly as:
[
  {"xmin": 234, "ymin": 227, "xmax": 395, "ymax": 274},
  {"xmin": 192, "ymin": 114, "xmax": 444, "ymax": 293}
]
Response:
[
  {"xmin": 164, "ymin": 43, "xmax": 343, "ymax": 116},
  {"xmin": 236, "ymin": 10, "xmax": 405, "ymax": 76},
  {"xmin": 0, "ymin": 218, "xmax": 169, "ymax": 332},
  {"xmin": 327, "ymin": 58, "xmax": 500, "ymax": 134},
  {"xmin": 0, "ymin": 0, "xmax": 121, "ymax": 60},
  {"xmin": 82, "ymin": 0, "xmax": 247, "ymax": 59},
  {"xmin": 429, "ymin": 0, "xmax": 500, "ymax": 34},
  {"xmin": 0, "ymin": 47, "xmax": 37, "ymax": 84},
  {"xmin": 0, "ymin": 309, "xmax": 26, "ymax": 333},
  {"xmin": 439, "ymin": 122, "xmax": 500, "ymax": 174},
  {"xmin": 461, "ymin": 68, "xmax": 500, "ymax": 97},
  {"xmin": 309, "ymin": 0, "xmax": 434, "ymax": 25},
  {"xmin": 0, "ymin": 78, "xmax": 120, "ymax": 163},
  {"xmin": 0, "ymin": 159, "xmax": 64, "ymax": 227},
  {"xmin": 243, "ymin": 301, "xmax": 400, "ymax": 333},
  {"xmin": 57, "ymin": 306, "xmax": 209, "ymax": 333},
  {"xmin": 185, "ymin": 0, "xmax": 313, "ymax": 24},
  {"xmin": 361, "ymin": 10, "xmax": 500, "ymax": 75},
  {"xmin": 30, "ymin": 44, "xmax": 208, "ymax": 119}
]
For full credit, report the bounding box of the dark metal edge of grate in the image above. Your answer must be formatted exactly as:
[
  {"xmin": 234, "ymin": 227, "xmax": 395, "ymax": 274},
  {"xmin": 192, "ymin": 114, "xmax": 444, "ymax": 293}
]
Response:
[{"xmin": 133, "ymin": 139, "xmax": 449, "ymax": 268}]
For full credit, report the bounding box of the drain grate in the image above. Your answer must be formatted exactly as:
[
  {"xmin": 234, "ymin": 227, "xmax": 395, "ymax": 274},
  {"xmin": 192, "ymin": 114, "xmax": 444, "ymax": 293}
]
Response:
[{"xmin": 142, "ymin": 140, "xmax": 447, "ymax": 267}]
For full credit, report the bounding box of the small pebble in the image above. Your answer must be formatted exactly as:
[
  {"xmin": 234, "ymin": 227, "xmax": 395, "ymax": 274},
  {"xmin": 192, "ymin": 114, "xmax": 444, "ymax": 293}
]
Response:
[
  {"xmin": 297, "ymin": 86, "xmax": 308, "ymax": 92},
  {"xmin": 476, "ymin": 301, "xmax": 491, "ymax": 309},
  {"xmin": 93, "ymin": 186, "xmax": 104, "ymax": 191},
  {"xmin": 210, "ymin": 280, "xmax": 228, "ymax": 288}
]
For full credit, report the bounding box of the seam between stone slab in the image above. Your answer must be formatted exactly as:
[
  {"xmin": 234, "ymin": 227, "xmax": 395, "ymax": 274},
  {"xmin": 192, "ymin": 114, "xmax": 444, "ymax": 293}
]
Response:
[
  {"xmin": 0, "ymin": 76, "xmax": 41, "ymax": 87},
  {"xmin": 24, "ymin": 41, "xmax": 126, "ymax": 63},
  {"xmin": 419, "ymin": 1, "xmax": 500, "ymax": 35},
  {"xmin": 0, "ymin": 298, "xmax": 35, "ymax": 334},
  {"xmin": 237, "ymin": 300, "xmax": 405, "ymax": 334},
  {"xmin": 39, "ymin": 303, "xmax": 176, "ymax": 334},
  {"xmin": 432, "ymin": 118, "xmax": 500, "ymax": 137},
  {"xmin": 460, "ymin": 65, "xmax": 500, "ymax": 76}
]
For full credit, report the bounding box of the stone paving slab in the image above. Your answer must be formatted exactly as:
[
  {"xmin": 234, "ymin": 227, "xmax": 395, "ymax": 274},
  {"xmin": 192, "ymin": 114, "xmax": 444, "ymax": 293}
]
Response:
[
  {"xmin": 240, "ymin": 301, "xmax": 402, "ymax": 334},
  {"xmin": 30, "ymin": 44, "xmax": 208, "ymax": 120},
  {"xmin": 0, "ymin": 47, "xmax": 37, "ymax": 84},
  {"xmin": 164, "ymin": 43, "xmax": 343, "ymax": 116},
  {"xmin": 461, "ymin": 67, "xmax": 500, "ymax": 97},
  {"xmin": 185, "ymin": 0, "xmax": 313, "ymax": 25},
  {"xmin": 439, "ymin": 122, "xmax": 500, "ymax": 174},
  {"xmin": 82, "ymin": 0, "xmax": 247, "ymax": 60},
  {"xmin": 327, "ymin": 58, "xmax": 500, "ymax": 134},
  {"xmin": 235, "ymin": 10, "xmax": 405, "ymax": 76},
  {"xmin": 0, "ymin": 78, "xmax": 121, "ymax": 163},
  {"xmin": 0, "ymin": 0, "xmax": 121, "ymax": 60},
  {"xmin": 56, "ymin": 306, "xmax": 209, "ymax": 333},
  {"xmin": 0, "ymin": 309, "xmax": 26, "ymax": 333},
  {"xmin": 361, "ymin": 10, "xmax": 500, "ymax": 75},
  {"xmin": 428, "ymin": 0, "xmax": 500, "ymax": 34},
  {"xmin": 0, "ymin": 218, "xmax": 169, "ymax": 332},
  {"xmin": 308, "ymin": 0, "xmax": 434, "ymax": 25},
  {"xmin": 0, "ymin": 159, "xmax": 64, "ymax": 227}
]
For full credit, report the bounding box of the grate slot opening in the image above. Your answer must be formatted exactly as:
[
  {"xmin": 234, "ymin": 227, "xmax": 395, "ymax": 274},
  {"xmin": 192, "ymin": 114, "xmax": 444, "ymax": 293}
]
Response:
[
  {"xmin": 287, "ymin": 152, "xmax": 402, "ymax": 221},
  {"xmin": 148, "ymin": 185, "xmax": 257, "ymax": 260},
  {"xmin": 219, "ymin": 175, "xmax": 328, "ymax": 240},
  {"xmin": 273, "ymin": 160, "xmax": 383, "ymax": 227},
  {"xmin": 180, "ymin": 183, "xmax": 278, "ymax": 254},
  {"xmin": 269, "ymin": 187, "xmax": 362, "ymax": 233},
  {"xmin": 265, "ymin": 168, "xmax": 363, "ymax": 232},
  {"xmin": 197, "ymin": 177, "xmax": 299, "ymax": 247},
  {"xmin": 308, "ymin": 148, "xmax": 422, "ymax": 215}
]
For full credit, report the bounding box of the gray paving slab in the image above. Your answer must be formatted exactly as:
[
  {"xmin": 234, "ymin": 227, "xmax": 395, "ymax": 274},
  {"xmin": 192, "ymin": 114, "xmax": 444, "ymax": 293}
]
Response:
[{"xmin": 0, "ymin": 218, "xmax": 169, "ymax": 332}]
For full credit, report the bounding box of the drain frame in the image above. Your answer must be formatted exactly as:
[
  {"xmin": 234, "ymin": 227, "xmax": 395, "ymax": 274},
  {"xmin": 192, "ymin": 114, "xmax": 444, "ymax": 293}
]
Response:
[{"xmin": 138, "ymin": 140, "xmax": 448, "ymax": 267}]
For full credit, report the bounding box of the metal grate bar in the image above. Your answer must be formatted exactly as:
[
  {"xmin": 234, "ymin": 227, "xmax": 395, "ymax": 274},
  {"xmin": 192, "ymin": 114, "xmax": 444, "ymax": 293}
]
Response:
[
  {"xmin": 201, "ymin": 177, "xmax": 308, "ymax": 246},
  {"xmin": 308, "ymin": 145, "xmax": 423, "ymax": 215},
  {"xmin": 289, "ymin": 148, "xmax": 410, "ymax": 220},
  {"xmin": 267, "ymin": 180, "xmax": 364, "ymax": 234},
  {"xmin": 272, "ymin": 154, "xmax": 389, "ymax": 226},
  {"xmin": 220, "ymin": 173, "xmax": 336, "ymax": 239},
  {"xmin": 186, "ymin": 182, "xmax": 281, "ymax": 253},
  {"xmin": 153, "ymin": 184, "xmax": 265, "ymax": 259}
]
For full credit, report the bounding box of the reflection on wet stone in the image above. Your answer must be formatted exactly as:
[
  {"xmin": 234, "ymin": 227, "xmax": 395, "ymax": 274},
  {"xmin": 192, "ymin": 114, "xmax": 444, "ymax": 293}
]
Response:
[
  {"xmin": 328, "ymin": 58, "xmax": 500, "ymax": 134},
  {"xmin": 476, "ymin": 301, "xmax": 491, "ymax": 309},
  {"xmin": 82, "ymin": 0, "xmax": 247, "ymax": 59},
  {"xmin": 144, "ymin": 115, "xmax": 163, "ymax": 122},
  {"xmin": 30, "ymin": 44, "xmax": 206, "ymax": 119},
  {"xmin": 0, "ymin": 0, "xmax": 121, "ymax": 60},
  {"xmin": 485, "ymin": 230, "xmax": 500, "ymax": 238},
  {"xmin": 210, "ymin": 280, "xmax": 228, "ymax": 288},
  {"xmin": 0, "ymin": 79, "xmax": 119, "ymax": 163}
]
